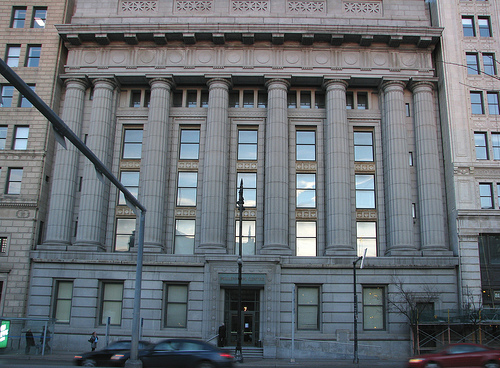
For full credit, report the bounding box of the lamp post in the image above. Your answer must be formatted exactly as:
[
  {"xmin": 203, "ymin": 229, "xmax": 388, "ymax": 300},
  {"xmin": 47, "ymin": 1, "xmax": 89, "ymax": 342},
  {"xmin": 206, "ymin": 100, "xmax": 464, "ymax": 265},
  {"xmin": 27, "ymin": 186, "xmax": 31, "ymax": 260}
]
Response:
[
  {"xmin": 353, "ymin": 248, "xmax": 366, "ymax": 364},
  {"xmin": 235, "ymin": 179, "xmax": 244, "ymax": 363}
]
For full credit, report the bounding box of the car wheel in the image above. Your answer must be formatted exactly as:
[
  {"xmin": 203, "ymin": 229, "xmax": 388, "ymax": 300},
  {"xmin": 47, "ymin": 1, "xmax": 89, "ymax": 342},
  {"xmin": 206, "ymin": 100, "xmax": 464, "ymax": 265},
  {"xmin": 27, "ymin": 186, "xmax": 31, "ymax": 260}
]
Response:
[
  {"xmin": 424, "ymin": 363, "xmax": 440, "ymax": 368},
  {"xmin": 196, "ymin": 361, "xmax": 215, "ymax": 368},
  {"xmin": 82, "ymin": 359, "xmax": 97, "ymax": 367},
  {"xmin": 484, "ymin": 361, "xmax": 500, "ymax": 368}
]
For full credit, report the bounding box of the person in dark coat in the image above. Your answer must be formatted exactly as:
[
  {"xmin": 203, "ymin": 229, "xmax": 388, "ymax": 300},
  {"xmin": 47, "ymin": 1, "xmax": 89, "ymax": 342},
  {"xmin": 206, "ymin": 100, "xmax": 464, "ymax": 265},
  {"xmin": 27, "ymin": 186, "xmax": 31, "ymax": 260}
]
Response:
[
  {"xmin": 89, "ymin": 331, "xmax": 98, "ymax": 351},
  {"xmin": 25, "ymin": 329, "xmax": 35, "ymax": 354},
  {"xmin": 218, "ymin": 323, "xmax": 226, "ymax": 347}
]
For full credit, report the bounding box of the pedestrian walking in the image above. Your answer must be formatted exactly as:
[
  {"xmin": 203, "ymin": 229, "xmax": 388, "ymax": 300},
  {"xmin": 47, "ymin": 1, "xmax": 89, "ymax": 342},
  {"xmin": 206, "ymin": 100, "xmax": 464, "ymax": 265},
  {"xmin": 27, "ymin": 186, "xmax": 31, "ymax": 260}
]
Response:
[
  {"xmin": 25, "ymin": 329, "xmax": 35, "ymax": 354},
  {"xmin": 218, "ymin": 323, "xmax": 226, "ymax": 347},
  {"xmin": 89, "ymin": 331, "xmax": 98, "ymax": 351}
]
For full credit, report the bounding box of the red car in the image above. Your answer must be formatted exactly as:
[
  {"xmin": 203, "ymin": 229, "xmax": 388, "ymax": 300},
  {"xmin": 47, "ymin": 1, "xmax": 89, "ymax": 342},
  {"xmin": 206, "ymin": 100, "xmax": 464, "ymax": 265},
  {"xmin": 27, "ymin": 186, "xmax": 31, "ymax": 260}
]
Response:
[{"xmin": 407, "ymin": 343, "xmax": 500, "ymax": 368}]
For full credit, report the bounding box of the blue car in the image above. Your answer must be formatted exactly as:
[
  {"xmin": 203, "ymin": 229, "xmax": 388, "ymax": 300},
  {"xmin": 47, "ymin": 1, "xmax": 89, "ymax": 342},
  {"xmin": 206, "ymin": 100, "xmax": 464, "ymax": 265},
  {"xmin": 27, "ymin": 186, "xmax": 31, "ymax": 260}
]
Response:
[{"xmin": 140, "ymin": 339, "xmax": 234, "ymax": 368}]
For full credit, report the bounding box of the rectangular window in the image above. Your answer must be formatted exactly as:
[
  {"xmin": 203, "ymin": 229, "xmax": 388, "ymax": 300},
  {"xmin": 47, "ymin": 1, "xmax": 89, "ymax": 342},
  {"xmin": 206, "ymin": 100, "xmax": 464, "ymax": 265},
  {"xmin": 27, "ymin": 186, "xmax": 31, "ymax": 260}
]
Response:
[
  {"xmin": 19, "ymin": 85, "xmax": 35, "ymax": 107},
  {"xmin": 243, "ymin": 91, "xmax": 254, "ymax": 108},
  {"xmin": 11, "ymin": 7, "xmax": 26, "ymax": 28},
  {"xmin": 26, "ymin": 45, "xmax": 41, "ymax": 67},
  {"xmin": 354, "ymin": 131, "xmax": 374, "ymax": 162},
  {"xmin": 356, "ymin": 174, "xmax": 376, "ymax": 209},
  {"xmin": 229, "ymin": 91, "xmax": 239, "ymax": 108},
  {"xmin": 475, "ymin": 132, "xmax": 489, "ymax": 160},
  {"xmin": 471, "ymin": 91, "xmax": 484, "ymax": 114},
  {"xmin": 177, "ymin": 172, "xmax": 198, "ymax": 207},
  {"xmin": 53, "ymin": 280, "xmax": 73, "ymax": 323},
  {"xmin": 0, "ymin": 237, "xmax": 7, "ymax": 254},
  {"xmin": 235, "ymin": 220, "xmax": 256, "ymax": 256},
  {"xmin": 357, "ymin": 222, "xmax": 377, "ymax": 257},
  {"xmin": 478, "ymin": 17, "xmax": 492, "ymax": 37},
  {"xmin": 346, "ymin": 92, "xmax": 354, "ymax": 109},
  {"xmin": 296, "ymin": 130, "xmax": 316, "ymax": 161},
  {"xmin": 357, "ymin": 92, "xmax": 368, "ymax": 109},
  {"xmin": 174, "ymin": 219, "xmax": 195, "ymax": 254},
  {"xmin": 237, "ymin": 173, "xmax": 256, "ymax": 207},
  {"xmin": 300, "ymin": 91, "xmax": 311, "ymax": 109},
  {"xmin": 238, "ymin": 130, "xmax": 258, "ymax": 160},
  {"xmin": 297, "ymin": 286, "xmax": 319, "ymax": 330},
  {"xmin": 32, "ymin": 7, "xmax": 47, "ymax": 29},
  {"xmin": 179, "ymin": 129, "xmax": 200, "ymax": 160},
  {"xmin": 257, "ymin": 91, "xmax": 267, "ymax": 108},
  {"xmin": 296, "ymin": 221, "xmax": 317, "ymax": 256},
  {"xmin": 164, "ymin": 284, "xmax": 188, "ymax": 328},
  {"xmin": 114, "ymin": 218, "xmax": 135, "ymax": 252},
  {"xmin": 488, "ymin": 92, "xmax": 500, "ymax": 115},
  {"xmin": 118, "ymin": 171, "xmax": 139, "ymax": 205},
  {"xmin": 405, "ymin": 103, "xmax": 411, "ymax": 117},
  {"xmin": 186, "ymin": 90, "xmax": 197, "ymax": 108},
  {"xmin": 466, "ymin": 53, "xmax": 480, "ymax": 74},
  {"xmin": 288, "ymin": 91, "xmax": 297, "ymax": 108},
  {"xmin": 1, "ymin": 86, "xmax": 14, "ymax": 107},
  {"xmin": 6, "ymin": 45, "xmax": 21, "ymax": 67},
  {"xmin": 100, "ymin": 282, "xmax": 123, "ymax": 325},
  {"xmin": 122, "ymin": 128, "xmax": 143, "ymax": 159},
  {"xmin": 483, "ymin": 54, "xmax": 497, "ymax": 76},
  {"xmin": 315, "ymin": 92, "xmax": 325, "ymax": 109},
  {"xmin": 13, "ymin": 126, "xmax": 29, "ymax": 150},
  {"xmin": 6, "ymin": 168, "xmax": 23, "ymax": 194},
  {"xmin": 363, "ymin": 287, "xmax": 385, "ymax": 330},
  {"xmin": 462, "ymin": 16, "xmax": 475, "ymax": 37},
  {"xmin": 492, "ymin": 133, "xmax": 500, "ymax": 160},
  {"xmin": 296, "ymin": 173, "xmax": 316, "ymax": 208},
  {"xmin": 130, "ymin": 90, "xmax": 141, "ymax": 107},
  {"xmin": 200, "ymin": 91, "xmax": 208, "ymax": 108},
  {"xmin": 0, "ymin": 127, "xmax": 7, "ymax": 149},
  {"xmin": 480, "ymin": 183, "xmax": 494, "ymax": 209}
]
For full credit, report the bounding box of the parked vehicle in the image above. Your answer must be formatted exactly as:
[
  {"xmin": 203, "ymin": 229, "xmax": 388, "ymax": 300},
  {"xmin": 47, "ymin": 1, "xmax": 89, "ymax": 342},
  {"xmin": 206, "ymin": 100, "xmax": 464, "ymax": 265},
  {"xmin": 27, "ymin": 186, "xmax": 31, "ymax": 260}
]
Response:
[
  {"xmin": 407, "ymin": 343, "xmax": 500, "ymax": 368},
  {"xmin": 140, "ymin": 338, "xmax": 234, "ymax": 368},
  {"xmin": 74, "ymin": 340, "xmax": 153, "ymax": 367}
]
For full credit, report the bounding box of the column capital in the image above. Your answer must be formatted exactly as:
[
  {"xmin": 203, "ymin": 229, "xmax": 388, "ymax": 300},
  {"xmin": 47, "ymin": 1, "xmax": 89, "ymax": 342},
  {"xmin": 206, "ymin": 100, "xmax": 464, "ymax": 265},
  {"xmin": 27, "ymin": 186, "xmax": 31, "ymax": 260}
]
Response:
[
  {"xmin": 90, "ymin": 77, "xmax": 119, "ymax": 90},
  {"xmin": 380, "ymin": 79, "xmax": 408, "ymax": 92},
  {"xmin": 148, "ymin": 76, "xmax": 175, "ymax": 89},
  {"xmin": 408, "ymin": 79, "xmax": 437, "ymax": 93},
  {"xmin": 265, "ymin": 78, "xmax": 290, "ymax": 91},
  {"xmin": 62, "ymin": 76, "xmax": 89, "ymax": 90},
  {"xmin": 323, "ymin": 78, "xmax": 349, "ymax": 91},
  {"xmin": 207, "ymin": 77, "xmax": 232, "ymax": 90}
]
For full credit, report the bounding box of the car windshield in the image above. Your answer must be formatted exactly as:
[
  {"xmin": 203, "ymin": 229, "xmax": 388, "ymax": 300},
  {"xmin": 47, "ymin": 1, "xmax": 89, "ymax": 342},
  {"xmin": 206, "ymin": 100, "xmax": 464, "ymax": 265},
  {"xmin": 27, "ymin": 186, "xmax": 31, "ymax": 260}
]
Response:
[
  {"xmin": 445, "ymin": 345, "xmax": 489, "ymax": 355},
  {"xmin": 108, "ymin": 341, "xmax": 131, "ymax": 350}
]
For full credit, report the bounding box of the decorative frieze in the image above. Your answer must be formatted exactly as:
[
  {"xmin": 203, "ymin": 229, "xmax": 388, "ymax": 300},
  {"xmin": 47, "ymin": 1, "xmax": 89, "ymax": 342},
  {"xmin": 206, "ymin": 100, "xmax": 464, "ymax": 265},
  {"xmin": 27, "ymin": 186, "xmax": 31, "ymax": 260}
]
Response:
[
  {"xmin": 176, "ymin": 0, "xmax": 213, "ymax": 12},
  {"xmin": 344, "ymin": 1, "xmax": 381, "ymax": 14},
  {"xmin": 232, "ymin": 0, "xmax": 269, "ymax": 12},
  {"xmin": 121, "ymin": 1, "xmax": 158, "ymax": 12},
  {"xmin": 288, "ymin": 1, "xmax": 325, "ymax": 13}
]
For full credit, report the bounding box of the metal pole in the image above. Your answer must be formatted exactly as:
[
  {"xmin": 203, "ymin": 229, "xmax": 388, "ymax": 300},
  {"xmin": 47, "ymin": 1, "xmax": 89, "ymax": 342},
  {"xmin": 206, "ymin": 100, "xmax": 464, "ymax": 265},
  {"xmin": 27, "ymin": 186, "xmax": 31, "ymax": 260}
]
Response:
[
  {"xmin": 291, "ymin": 287, "xmax": 295, "ymax": 363},
  {"xmin": 353, "ymin": 256, "xmax": 362, "ymax": 364},
  {"xmin": 127, "ymin": 210, "xmax": 146, "ymax": 367},
  {"xmin": 235, "ymin": 179, "xmax": 244, "ymax": 363}
]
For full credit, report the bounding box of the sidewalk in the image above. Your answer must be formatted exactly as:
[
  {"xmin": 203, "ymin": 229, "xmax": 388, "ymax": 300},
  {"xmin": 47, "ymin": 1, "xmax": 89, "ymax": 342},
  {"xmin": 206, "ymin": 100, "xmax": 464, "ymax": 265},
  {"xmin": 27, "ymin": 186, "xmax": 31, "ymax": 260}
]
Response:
[{"xmin": 1, "ymin": 350, "xmax": 407, "ymax": 368}]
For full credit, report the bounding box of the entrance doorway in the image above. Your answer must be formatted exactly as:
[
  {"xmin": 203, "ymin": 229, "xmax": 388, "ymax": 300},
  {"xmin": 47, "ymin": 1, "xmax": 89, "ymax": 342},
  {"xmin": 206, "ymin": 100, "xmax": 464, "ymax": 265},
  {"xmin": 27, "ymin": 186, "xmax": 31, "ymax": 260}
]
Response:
[{"xmin": 224, "ymin": 288, "xmax": 260, "ymax": 347}]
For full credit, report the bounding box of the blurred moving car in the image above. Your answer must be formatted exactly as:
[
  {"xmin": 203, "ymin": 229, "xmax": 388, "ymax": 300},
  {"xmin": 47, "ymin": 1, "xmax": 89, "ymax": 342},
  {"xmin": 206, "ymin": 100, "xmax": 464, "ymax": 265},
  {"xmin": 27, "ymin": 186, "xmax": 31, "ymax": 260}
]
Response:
[
  {"xmin": 407, "ymin": 343, "xmax": 500, "ymax": 368},
  {"xmin": 140, "ymin": 338, "xmax": 234, "ymax": 368},
  {"xmin": 74, "ymin": 340, "xmax": 153, "ymax": 367}
]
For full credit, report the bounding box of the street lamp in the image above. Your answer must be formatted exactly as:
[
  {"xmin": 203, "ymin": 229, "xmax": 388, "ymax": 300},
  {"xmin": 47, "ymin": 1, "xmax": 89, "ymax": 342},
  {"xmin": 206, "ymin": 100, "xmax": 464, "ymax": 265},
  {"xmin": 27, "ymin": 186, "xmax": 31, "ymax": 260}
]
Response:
[
  {"xmin": 235, "ymin": 179, "xmax": 244, "ymax": 363},
  {"xmin": 353, "ymin": 248, "xmax": 366, "ymax": 364}
]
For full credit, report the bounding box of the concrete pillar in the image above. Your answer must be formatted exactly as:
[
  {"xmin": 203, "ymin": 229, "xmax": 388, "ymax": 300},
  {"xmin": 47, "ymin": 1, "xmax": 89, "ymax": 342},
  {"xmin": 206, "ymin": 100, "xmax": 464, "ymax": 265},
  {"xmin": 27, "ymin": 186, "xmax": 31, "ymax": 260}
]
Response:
[
  {"xmin": 262, "ymin": 78, "xmax": 291, "ymax": 254},
  {"xmin": 323, "ymin": 79, "xmax": 353, "ymax": 256},
  {"xmin": 380, "ymin": 80, "xmax": 415, "ymax": 254},
  {"xmin": 44, "ymin": 78, "xmax": 88, "ymax": 248},
  {"xmin": 410, "ymin": 80, "xmax": 447, "ymax": 253},
  {"xmin": 141, "ymin": 77, "xmax": 174, "ymax": 250},
  {"xmin": 199, "ymin": 78, "xmax": 231, "ymax": 253},
  {"xmin": 74, "ymin": 78, "xmax": 117, "ymax": 249}
]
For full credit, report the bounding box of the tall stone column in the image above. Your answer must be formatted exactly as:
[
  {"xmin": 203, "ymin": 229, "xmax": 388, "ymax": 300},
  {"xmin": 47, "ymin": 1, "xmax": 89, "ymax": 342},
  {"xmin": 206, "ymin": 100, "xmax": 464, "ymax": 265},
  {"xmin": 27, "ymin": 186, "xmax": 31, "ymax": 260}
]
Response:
[
  {"xmin": 43, "ymin": 78, "xmax": 88, "ymax": 248},
  {"xmin": 381, "ymin": 80, "xmax": 415, "ymax": 254},
  {"xmin": 74, "ymin": 78, "xmax": 117, "ymax": 250},
  {"xmin": 199, "ymin": 78, "xmax": 231, "ymax": 253},
  {"xmin": 323, "ymin": 79, "xmax": 353, "ymax": 256},
  {"xmin": 141, "ymin": 78, "xmax": 174, "ymax": 250},
  {"xmin": 410, "ymin": 80, "xmax": 447, "ymax": 253},
  {"xmin": 262, "ymin": 78, "xmax": 291, "ymax": 254}
]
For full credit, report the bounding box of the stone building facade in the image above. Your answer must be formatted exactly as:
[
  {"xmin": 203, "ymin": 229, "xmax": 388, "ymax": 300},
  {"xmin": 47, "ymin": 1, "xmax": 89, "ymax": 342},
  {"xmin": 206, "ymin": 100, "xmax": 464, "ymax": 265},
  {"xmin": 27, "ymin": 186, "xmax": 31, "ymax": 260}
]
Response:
[
  {"xmin": 0, "ymin": 0, "xmax": 72, "ymax": 320},
  {"xmin": 26, "ymin": 0, "xmax": 462, "ymax": 359},
  {"xmin": 432, "ymin": 0, "xmax": 500, "ymax": 310}
]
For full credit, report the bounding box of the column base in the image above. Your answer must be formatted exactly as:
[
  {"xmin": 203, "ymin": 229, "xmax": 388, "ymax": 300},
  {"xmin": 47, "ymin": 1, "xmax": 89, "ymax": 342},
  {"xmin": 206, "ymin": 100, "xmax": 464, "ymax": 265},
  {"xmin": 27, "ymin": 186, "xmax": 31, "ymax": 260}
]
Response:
[
  {"xmin": 69, "ymin": 243, "xmax": 105, "ymax": 252},
  {"xmin": 38, "ymin": 241, "xmax": 71, "ymax": 251},
  {"xmin": 324, "ymin": 248, "xmax": 356, "ymax": 257},
  {"xmin": 197, "ymin": 244, "xmax": 228, "ymax": 254},
  {"xmin": 421, "ymin": 249, "xmax": 454, "ymax": 256},
  {"xmin": 384, "ymin": 249, "xmax": 420, "ymax": 256}
]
